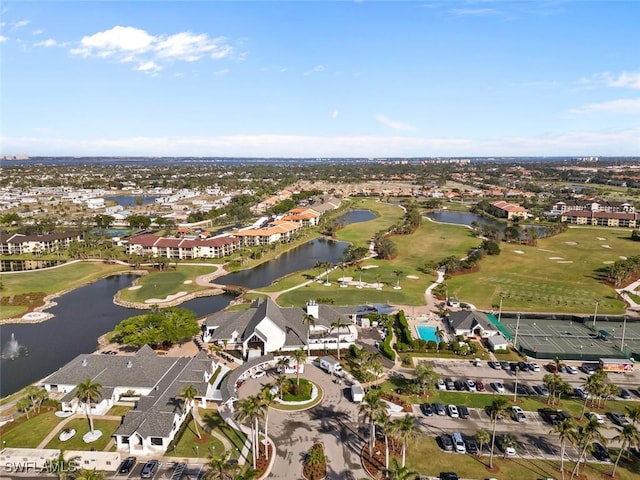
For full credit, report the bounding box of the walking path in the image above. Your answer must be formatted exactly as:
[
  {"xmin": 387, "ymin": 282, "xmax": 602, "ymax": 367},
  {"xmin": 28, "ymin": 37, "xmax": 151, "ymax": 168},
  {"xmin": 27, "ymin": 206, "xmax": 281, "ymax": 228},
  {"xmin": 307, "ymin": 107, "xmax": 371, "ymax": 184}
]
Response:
[
  {"xmin": 36, "ymin": 414, "xmax": 122, "ymax": 449},
  {"xmin": 616, "ymin": 278, "xmax": 640, "ymax": 314},
  {"xmin": 191, "ymin": 406, "xmax": 234, "ymax": 454}
]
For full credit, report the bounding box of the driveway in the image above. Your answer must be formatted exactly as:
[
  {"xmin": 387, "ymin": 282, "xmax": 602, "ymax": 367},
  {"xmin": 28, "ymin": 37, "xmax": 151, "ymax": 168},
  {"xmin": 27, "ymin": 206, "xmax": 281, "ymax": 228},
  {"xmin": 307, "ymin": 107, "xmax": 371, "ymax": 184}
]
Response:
[{"xmin": 238, "ymin": 363, "xmax": 367, "ymax": 479}]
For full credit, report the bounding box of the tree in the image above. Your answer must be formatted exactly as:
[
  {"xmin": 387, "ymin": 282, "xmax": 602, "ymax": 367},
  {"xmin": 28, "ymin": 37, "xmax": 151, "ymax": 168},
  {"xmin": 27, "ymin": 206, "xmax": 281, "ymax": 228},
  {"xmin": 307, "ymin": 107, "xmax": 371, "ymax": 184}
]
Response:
[
  {"xmin": 625, "ymin": 405, "xmax": 640, "ymax": 425},
  {"xmin": 259, "ymin": 389, "xmax": 277, "ymax": 460},
  {"xmin": 475, "ymin": 429, "xmax": 490, "ymax": 456},
  {"xmin": 394, "ymin": 414, "xmax": 419, "ymax": 467},
  {"xmin": 413, "ymin": 361, "xmax": 440, "ymax": 398},
  {"xmin": 393, "ymin": 270, "xmax": 404, "ymax": 289},
  {"xmin": 382, "ymin": 457, "xmax": 418, "ymax": 480},
  {"xmin": 113, "ymin": 307, "xmax": 199, "ymax": 348},
  {"xmin": 359, "ymin": 389, "xmax": 386, "ymax": 457},
  {"xmin": 376, "ymin": 411, "xmax": 392, "ymax": 470},
  {"xmin": 551, "ymin": 418, "xmax": 577, "ymax": 480},
  {"xmin": 501, "ymin": 433, "xmax": 516, "ymax": 458},
  {"xmin": 570, "ymin": 416, "xmax": 607, "ymax": 480},
  {"xmin": 488, "ymin": 396, "xmax": 510, "ymax": 468},
  {"xmin": 611, "ymin": 424, "xmax": 640, "ymax": 478},
  {"xmin": 74, "ymin": 468, "xmax": 106, "ymax": 480},
  {"xmin": 44, "ymin": 451, "xmax": 80, "ymax": 480},
  {"xmin": 302, "ymin": 313, "xmax": 316, "ymax": 356},
  {"xmin": 205, "ymin": 451, "xmax": 239, "ymax": 480},
  {"xmin": 179, "ymin": 385, "xmax": 201, "ymax": 439},
  {"xmin": 291, "ymin": 348, "xmax": 307, "ymax": 388},
  {"xmin": 74, "ymin": 379, "xmax": 102, "ymax": 434},
  {"xmin": 435, "ymin": 326, "xmax": 445, "ymax": 352},
  {"xmin": 355, "ymin": 265, "xmax": 364, "ymax": 288},
  {"xmin": 24, "ymin": 385, "xmax": 48, "ymax": 414},
  {"xmin": 330, "ymin": 319, "xmax": 350, "ymax": 361},
  {"xmin": 16, "ymin": 397, "xmax": 32, "ymax": 419},
  {"xmin": 273, "ymin": 374, "xmax": 288, "ymax": 401},
  {"xmin": 234, "ymin": 395, "xmax": 264, "ymax": 470}
]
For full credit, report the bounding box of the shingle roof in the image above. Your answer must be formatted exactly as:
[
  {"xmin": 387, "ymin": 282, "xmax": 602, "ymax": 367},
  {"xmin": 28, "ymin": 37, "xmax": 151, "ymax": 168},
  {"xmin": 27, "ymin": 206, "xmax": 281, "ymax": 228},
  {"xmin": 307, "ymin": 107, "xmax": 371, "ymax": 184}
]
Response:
[{"xmin": 448, "ymin": 311, "xmax": 496, "ymax": 332}]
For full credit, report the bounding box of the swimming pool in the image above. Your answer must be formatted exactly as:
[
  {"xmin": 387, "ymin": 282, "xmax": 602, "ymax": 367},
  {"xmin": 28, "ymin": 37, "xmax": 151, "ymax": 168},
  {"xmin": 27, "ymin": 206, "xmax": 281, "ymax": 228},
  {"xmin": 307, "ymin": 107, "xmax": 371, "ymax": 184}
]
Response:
[{"xmin": 416, "ymin": 325, "xmax": 440, "ymax": 342}]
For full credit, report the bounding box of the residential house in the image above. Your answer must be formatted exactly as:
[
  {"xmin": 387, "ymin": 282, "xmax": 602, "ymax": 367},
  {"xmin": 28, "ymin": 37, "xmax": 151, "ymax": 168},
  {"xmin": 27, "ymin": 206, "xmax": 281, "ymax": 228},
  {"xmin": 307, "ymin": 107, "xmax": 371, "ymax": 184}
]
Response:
[
  {"xmin": 447, "ymin": 311, "xmax": 500, "ymax": 338},
  {"xmin": 126, "ymin": 234, "xmax": 240, "ymax": 259},
  {"xmin": 0, "ymin": 232, "xmax": 82, "ymax": 255},
  {"xmin": 488, "ymin": 200, "xmax": 528, "ymax": 220}
]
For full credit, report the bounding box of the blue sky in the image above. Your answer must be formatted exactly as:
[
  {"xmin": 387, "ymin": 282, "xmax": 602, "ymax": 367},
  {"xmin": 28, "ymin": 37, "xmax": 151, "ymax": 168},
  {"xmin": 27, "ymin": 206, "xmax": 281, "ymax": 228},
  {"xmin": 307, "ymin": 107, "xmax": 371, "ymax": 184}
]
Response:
[{"xmin": 1, "ymin": 1, "xmax": 639, "ymax": 157}]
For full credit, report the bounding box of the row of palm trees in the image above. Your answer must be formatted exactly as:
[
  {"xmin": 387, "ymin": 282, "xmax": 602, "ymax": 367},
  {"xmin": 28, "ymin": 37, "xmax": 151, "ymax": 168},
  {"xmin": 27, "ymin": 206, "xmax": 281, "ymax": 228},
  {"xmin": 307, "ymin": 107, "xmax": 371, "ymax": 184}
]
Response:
[{"xmin": 312, "ymin": 260, "xmax": 404, "ymax": 289}]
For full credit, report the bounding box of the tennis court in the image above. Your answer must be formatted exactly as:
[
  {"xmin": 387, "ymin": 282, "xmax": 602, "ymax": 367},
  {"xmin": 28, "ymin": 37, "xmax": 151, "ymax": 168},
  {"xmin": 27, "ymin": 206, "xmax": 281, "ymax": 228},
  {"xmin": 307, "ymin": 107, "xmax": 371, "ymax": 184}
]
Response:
[{"xmin": 498, "ymin": 315, "xmax": 640, "ymax": 360}]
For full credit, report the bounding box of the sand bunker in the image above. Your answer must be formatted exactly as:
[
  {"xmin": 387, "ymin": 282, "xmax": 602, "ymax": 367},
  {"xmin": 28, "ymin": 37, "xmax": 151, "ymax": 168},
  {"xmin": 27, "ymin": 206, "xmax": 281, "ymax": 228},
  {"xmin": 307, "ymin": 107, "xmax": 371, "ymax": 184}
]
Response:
[
  {"xmin": 603, "ymin": 261, "xmax": 615, "ymax": 264},
  {"xmin": 620, "ymin": 256, "xmax": 628, "ymax": 260},
  {"xmin": 406, "ymin": 275, "xmax": 419, "ymax": 280},
  {"xmin": 145, "ymin": 292, "xmax": 188, "ymax": 304},
  {"xmin": 538, "ymin": 248, "xmax": 554, "ymax": 253},
  {"xmin": 601, "ymin": 244, "xmax": 611, "ymax": 249},
  {"xmin": 596, "ymin": 237, "xmax": 606, "ymax": 240},
  {"xmin": 362, "ymin": 265, "xmax": 379, "ymax": 269},
  {"xmin": 557, "ymin": 261, "xmax": 574, "ymax": 264},
  {"xmin": 549, "ymin": 257, "xmax": 564, "ymax": 260},
  {"xmin": 338, "ymin": 277, "xmax": 353, "ymax": 282},
  {"xmin": 564, "ymin": 241, "xmax": 578, "ymax": 246},
  {"xmin": 513, "ymin": 250, "xmax": 525, "ymax": 254},
  {"xmin": 128, "ymin": 285, "xmax": 142, "ymax": 290},
  {"xmin": 183, "ymin": 280, "xmax": 193, "ymax": 284}
]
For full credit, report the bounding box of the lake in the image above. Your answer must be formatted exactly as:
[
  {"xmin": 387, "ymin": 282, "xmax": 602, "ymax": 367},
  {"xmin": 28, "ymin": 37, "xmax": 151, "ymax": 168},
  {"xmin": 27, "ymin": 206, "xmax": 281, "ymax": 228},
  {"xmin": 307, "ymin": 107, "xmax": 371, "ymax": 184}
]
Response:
[{"xmin": 424, "ymin": 211, "xmax": 549, "ymax": 237}]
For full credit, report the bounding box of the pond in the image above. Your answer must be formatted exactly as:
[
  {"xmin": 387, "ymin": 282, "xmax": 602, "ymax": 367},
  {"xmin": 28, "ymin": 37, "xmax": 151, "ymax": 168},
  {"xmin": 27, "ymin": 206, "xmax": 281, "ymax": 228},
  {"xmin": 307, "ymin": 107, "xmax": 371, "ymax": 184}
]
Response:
[
  {"xmin": 105, "ymin": 195, "xmax": 157, "ymax": 206},
  {"xmin": 334, "ymin": 209, "xmax": 376, "ymax": 225},
  {"xmin": 0, "ymin": 260, "xmax": 67, "ymax": 272},
  {"xmin": 0, "ymin": 275, "xmax": 234, "ymax": 397},
  {"xmin": 217, "ymin": 237, "xmax": 349, "ymax": 289},
  {"xmin": 424, "ymin": 211, "xmax": 549, "ymax": 238}
]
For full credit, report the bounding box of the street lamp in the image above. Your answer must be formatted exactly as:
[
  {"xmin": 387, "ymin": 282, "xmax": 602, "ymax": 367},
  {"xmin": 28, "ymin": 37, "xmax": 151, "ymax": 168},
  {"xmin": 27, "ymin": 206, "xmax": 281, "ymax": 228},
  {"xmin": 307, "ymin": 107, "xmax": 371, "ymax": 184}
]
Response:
[
  {"xmin": 513, "ymin": 365, "xmax": 519, "ymax": 403},
  {"xmin": 592, "ymin": 299, "xmax": 599, "ymax": 328},
  {"xmin": 621, "ymin": 316, "xmax": 628, "ymax": 353},
  {"xmin": 513, "ymin": 313, "xmax": 521, "ymax": 351},
  {"xmin": 194, "ymin": 445, "xmax": 199, "ymax": 456},
  {"xmin": 498, "ymin": 294, "xmax": 504, "ymax": 323}
]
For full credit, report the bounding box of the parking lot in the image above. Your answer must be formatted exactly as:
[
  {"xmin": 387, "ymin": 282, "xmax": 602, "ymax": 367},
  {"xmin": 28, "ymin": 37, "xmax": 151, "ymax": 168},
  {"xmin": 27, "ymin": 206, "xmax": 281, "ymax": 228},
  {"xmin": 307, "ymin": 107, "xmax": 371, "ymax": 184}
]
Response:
[{"xmin": 112, "ymin": 460, "xmax": 206, "ymax": 480}]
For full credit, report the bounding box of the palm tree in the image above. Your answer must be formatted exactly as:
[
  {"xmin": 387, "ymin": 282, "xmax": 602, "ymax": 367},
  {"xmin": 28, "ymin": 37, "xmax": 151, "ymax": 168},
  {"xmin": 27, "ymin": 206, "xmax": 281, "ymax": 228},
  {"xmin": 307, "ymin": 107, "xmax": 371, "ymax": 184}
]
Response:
[
  {"xmin": 339, "ymin": 263, "xmax": 348, "ymax": 287},
  {"xmin": 551, "ymin": 418, "xmax": 577, "ymax": 480},
  {"xmin": 395, "ymin": 414, "xmax": 419, "ymax": 467},
  {"xmin": 501, "ymin": 433, "xmax": 516, "ymax": 458},
  {"xmin": 291, "ymin": 348, "xmax": 307, "ymax": 387},
  {"xmin": 179, "ymin": 385, "xmax": 201, "ymax": 439},
  {"xmin": 414, "ymin": 361, "xmax": 439, "ymax": 398},
  {"xmin": 273, "ymin": 374, "xmax": 287, "ymax": 401},
  {"xmin": 330, "ymin": 319, "xmax": 350, "ymax": 361},
  {"xmin": 393, "ymin": 270, "xmax": 404, "ymax": 289},
  {"xmin": 276, "ymin": 356, "xmax": 290, "ymax": 374},
  {"xmin": 488, "ymin": 396, "xmax": 509, "ymax": 468},
  {"xmin": 580, "ymin": 373, "xmax": 601, "ymax": 419},
  {"xmin": 625, "ymin": 405, "xmax": 640, "ymax": 425},
  {"xmin": 44, "ymin": 451, "xmax": 80, "ymax": 480},
  {"xmin": 355, "ymin": 265, "xmax": 364, "ymax": 288},
  {"xmin": 475, "ymin": 429, "xmax": 490, "ymax": 456},
  {"xmin": 302, "ymin": 313, "xmax": 316, "ymax": 356},
  {"xmin": 74, "ymin": 378, "xmax": 102, "ymax": 434},
  {"xmin": 233, "ymin": 396, "xmax": 264, "ymax": 470},
  {"xmin": 359, "ymin": 389, "xmax": 386, "ymax": 457},
  {"xmin": 570, "ymin": 416, "xmax": 607, "ymax": 480},
  {"xmin": 376, "ymin": 273, "xmax": 383, "ymax": 290},
  {"xmin": 611, "ymin": 423, "xmax": 640, "ymax": 478},
  {"xmin": 232, "ymin": 467, "xmax": 259, "ymax": 480},
  {"xmin": 376, "ymin": 411, "xmax": 392, "ymax": 469},
  {"xmin": 259, "ymin": 389, "xmax": 277, "ymax": 460},
  {"xmin": 382, "ymin": 457, "xmax": 418, "ymax": 480},
  {"xmin": 435, "ymin": 326, "xmax": 445, "ymax": 352},
  {"xmin": 205, "ymin": 451, "xmax": 238, "ymax": 480}
]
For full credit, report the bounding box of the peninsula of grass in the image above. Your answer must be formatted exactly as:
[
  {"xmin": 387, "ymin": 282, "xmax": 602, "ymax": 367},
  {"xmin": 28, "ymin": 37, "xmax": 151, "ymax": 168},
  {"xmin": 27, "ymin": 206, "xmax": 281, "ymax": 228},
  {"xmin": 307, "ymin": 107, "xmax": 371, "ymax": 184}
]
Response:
[
  {"xmin": 0, "ymin": 261, "xmax": 129, "ymax": 319},
  {"xmin": 272, "ymin": 381, "xmax": 324, "ymax": 411},
  {"xmin": 45, "ymin": 418, "xmax": 120, "ymax": 451},
  {"xmin": 445, "ymin": 226, "xmax": 634, "ymax": 314},
  {"xmin": 117, "ymin": 265, "xmax": 219, "ymax": 303},
  {"xmin": 334, "ymin": 199, "xmax": 404, "ymax": 248}
]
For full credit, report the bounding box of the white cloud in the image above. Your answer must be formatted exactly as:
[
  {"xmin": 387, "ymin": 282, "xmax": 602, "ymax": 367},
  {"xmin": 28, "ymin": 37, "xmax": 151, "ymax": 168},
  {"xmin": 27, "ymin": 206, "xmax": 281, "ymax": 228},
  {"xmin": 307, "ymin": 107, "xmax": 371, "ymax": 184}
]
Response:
[
  {"xmin": 69, "ymin": 25, "xmax": 232, "ymax": 75},
  {"xmin": 35, "ymin": 39, "xmax": 65, "ymax": 48},
  {"xmin": 304, "ymin": 65, "xmax": 326, "ymax": 76},
  {"xmin": 569, "ymin": 98, "xmax": 640, "ymax": 115},
  {"xmin": 32, "ymin": 29, "xmax": 43, "ymax": 36},
  {"xmin": 213, "ymin": 69, "xmax": 229, "ymax": 76},
  {"xmin": 0, "ymin": 35, "xmax": 7, "ymax": 44},
  {"xmin": 375, "ymin": 114, "xmax": 416, "ymax": 131},
  {"xmin": 14, "ymin": 20, "xmax": 30, "ymax": 28},
  {"xmin": 332, "ymin": 110, "xmax": 339, "ymax": 119},
  {"xmin": 599, "ymin": 71, "xmax": 640, "ymax": 89}
]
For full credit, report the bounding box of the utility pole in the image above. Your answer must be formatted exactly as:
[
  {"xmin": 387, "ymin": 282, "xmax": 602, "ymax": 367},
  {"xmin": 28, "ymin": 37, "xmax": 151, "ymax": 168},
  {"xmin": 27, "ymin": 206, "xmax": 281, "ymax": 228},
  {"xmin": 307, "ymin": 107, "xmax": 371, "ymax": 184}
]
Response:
[
  {"xmin": 498, "ymin": 294, "xmax": 504, "ymax": 323},
  {"xmin": 513, "ymin": 365, "xmax": 519, "ymax": 403},
  {"xmin": 592, "ymin": 299, "xmax": 599, "ymax": 328},
  {"xmin": 621, "ymin": 316, "xmax": 628, "ymax": 353},
  {"xmin": 514, "ymin": 313, "xmax": 521, "ymax": 351}
]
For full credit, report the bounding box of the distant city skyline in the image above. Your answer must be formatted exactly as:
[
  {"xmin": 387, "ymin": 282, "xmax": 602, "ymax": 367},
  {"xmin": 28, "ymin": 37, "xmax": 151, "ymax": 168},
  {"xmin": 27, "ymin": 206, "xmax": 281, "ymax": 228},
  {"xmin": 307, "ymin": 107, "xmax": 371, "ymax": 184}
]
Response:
[{"xmin": 1, "ymin": 1, "xmax": 639, "ymax": 157}]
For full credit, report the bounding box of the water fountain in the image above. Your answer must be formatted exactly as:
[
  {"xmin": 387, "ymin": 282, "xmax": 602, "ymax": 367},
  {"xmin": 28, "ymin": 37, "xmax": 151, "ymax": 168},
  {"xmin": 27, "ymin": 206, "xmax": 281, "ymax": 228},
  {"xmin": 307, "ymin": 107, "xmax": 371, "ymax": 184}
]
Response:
[{"xmin": 1, "ymin": 333, "xmax": 27, "ymax": 360}]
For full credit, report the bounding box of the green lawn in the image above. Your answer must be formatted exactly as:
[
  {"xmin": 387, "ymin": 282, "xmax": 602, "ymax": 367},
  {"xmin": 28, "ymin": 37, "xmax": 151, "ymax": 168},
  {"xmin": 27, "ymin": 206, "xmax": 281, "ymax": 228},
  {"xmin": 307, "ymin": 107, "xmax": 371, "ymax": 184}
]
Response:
[
  {"xmin": 445, "ymin": 227, "xmax": 634, "ymax": 314},
  {"xmin": 168, "ymin": 415, "xmax": 226, "ymax": 459},
  {"xmin": 106, "ymin": 405, "xmax": 132, "ymax": 416},
  {"xmin": 334, "ymin": 199, "xmax": 404, "ymax": 248},
  {"xmin": 0, "ymin": 410, "xmax": 62, "ymax": 448},
  {"xmin": 406, "ymin": 436, "xmax": 639, "ymax": 480},
  {"xmin": 198, "ymin": 408, "xmax": 248, "ymax": 458},
  {"xmin": 117, "ymin": 265, "xmax": 219, "ymax": 303},
  {"xmin": 45, "ymin": 418, "xmax": 120, "ymax": 451}
]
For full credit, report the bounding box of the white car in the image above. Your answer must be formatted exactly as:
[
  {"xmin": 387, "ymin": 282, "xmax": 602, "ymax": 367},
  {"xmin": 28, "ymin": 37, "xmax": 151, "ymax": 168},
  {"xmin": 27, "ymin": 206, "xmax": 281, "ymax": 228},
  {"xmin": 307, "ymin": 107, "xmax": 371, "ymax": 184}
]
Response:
[
  {"xmin": 466, "ymin": 379, "xmax": 477, "ymax": 392},
  {"xmin": 493, "ymin": 382, "xmax": 505, "ymax": 394},
  {"xmin": 448, "ymin": 405, "xmax": 459, "ymax": 418},
  {"xmin": 566, "ymin": 365, "xmax": 578, "ymax": 374},
  {"xmin": 436, "ymin": 378, "xmax": 446, "ymax": 391},
  {"xmin": 251, "ymin": 370, "xmax": 266, "ymax": 379},
  {"xmin": 589, "ymin": 412, "xmax": 605, "ymax": 424},
  {"xmin": 505, "ymin": 446, "xmax": 517, "ymax": 457},
  {"xmin": 530, "ymin": 363, "xmax": 541, "ymax": 372},
  {"xmin": 512, "ymin": 406, "xmax": 526, "ymax": 422}
]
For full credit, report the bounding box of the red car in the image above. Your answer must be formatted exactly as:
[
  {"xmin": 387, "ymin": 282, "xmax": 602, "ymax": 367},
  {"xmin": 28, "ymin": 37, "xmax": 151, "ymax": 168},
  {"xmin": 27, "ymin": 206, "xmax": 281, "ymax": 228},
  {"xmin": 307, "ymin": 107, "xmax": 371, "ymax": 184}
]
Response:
[{"xmin": 476, "ymin": 380, "xmax": 486, "ymax": 392}]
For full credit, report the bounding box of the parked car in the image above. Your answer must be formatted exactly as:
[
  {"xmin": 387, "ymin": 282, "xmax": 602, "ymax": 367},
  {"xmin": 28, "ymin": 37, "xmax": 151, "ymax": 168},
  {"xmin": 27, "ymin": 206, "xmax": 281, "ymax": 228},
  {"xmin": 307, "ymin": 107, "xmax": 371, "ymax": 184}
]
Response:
[
  {"xmin": 251, "ymin": 370, "xmax": 266, "ymax": 379},
  {"xmin": 592, "ymin": 442, "xmax": 611, "ymax": 462},
  {"xmin": 539, "ymin": 408, "xmax": 572, "ymax": 426},
  {"xmin": 533, "ymin": 385, "xmax": 550, "ymax": 397},
  {"xmin": 546, "ymin": 363, "xmax": 558, "ymax": 373},
  {"xmin": 529, "ymin": 363, "xmax": 541, "ymax": 372},
  {"xmin": 448, "ymin": 405, "xmax": 459, "ymax": 418},
  {"xmin": 619, "ymin": 388, "xmax": 631, "ymax": 399},
  {"xmin": 581, "ymin": 363, "xmax": 599, "ymax": 374},
  {"xmin": 436, "ymin": 378, "xmax": 446, "ymax": 391},
  {"xmin": 499, "ymin": 361, "xmax": 510, "ymax": 370},
  {"xmin": 512, "ymin": 406, "xmax": 526, "ymax": 422},
  {"xmin": 118, "ymin": 457, "xmax": 136, "ymax": 474},
  {"xmin": 457, "ymin": 405, "xmax": 470, "ymax": 419},
  {"xmin": 499, "ymin": 436, "xmax": 516, "ymax": 456},
  {"xmin": 574, "ymin": 387, "xmax": 588, "ymax": 399},
  {"xmin": 588, "ymin": 412, "xmax": 605, "ymax": 424},
  {"xmin": 434, "ymin": 402, "xmax": 446, "ymax": 416},
  {"xmin": 439, "ymin": 473, "xmax": 459, "ymax": 480},
  {"xmin": 440, "ymin": 434, "xmax": 454, "ymax": 451},
  {"xmin": 476, "ymin": 380, "xmax": 486, "ymax": 392},
  {"xmin": 420, "ymin": 403, "xmax": 434, "ymax": 416},
  {"xmin": 608, "ymin": 412, "xmax": 630, "ymax": 426},
  {"xmin": 140, "ymin": 460, "xmax": 159, "ymax": 478},
  {"xmin": 492, "ymin": 382, "xmax": 505, "ymax": 394},
  {"xmin": 445, "ymin": 378, "xmax": 455, "ymax": 390},
  {"xmin": 488, "ymin": 361, "xmax": 501, "ymax": 369},
  {"xmin": 466, "ymin": 379, "xmax": 476, "ymax": 392},
  {"xmin": 565, "ymin": 364, "xmax": 578, "ymax": 374},
  {"xmin": 465, "ymin": 438, "xmax": 479, "ymax": 454},
  {"xmin": 454, "ymin": 380, "xmax": 466, "ymax": 391},
  {"xmin": 518, "ymin": 362, "xmax": 531, "ymax": 372}
]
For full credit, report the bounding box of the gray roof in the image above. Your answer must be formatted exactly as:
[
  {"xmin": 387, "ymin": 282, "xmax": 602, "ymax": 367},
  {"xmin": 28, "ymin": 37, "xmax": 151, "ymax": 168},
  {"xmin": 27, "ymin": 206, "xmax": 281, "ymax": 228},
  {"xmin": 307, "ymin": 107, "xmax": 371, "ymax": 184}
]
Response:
[
  {"xmin": 448, "ymin": 311, "xmax": 496, "ymax": 332},
  {"xmin": 42, "ymin": 345, "xmax": 177, "ymax": 389}
]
